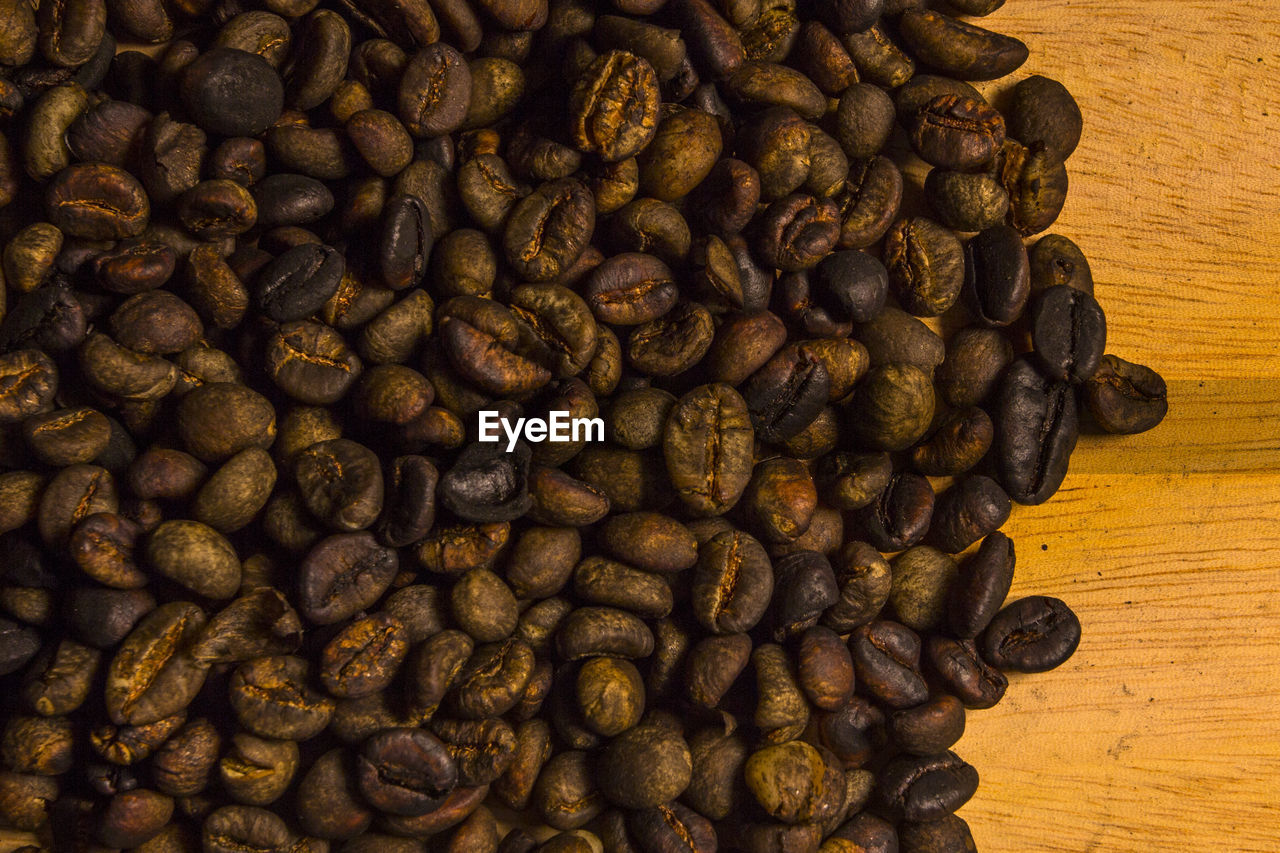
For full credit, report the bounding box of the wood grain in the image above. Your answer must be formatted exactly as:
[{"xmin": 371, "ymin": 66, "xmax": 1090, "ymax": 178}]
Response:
[{"xmin": 955, "ymin": 2, "xmax": 1280, "ymax": 851}]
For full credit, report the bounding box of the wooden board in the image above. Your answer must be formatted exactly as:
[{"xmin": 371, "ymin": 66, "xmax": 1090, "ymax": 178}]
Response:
[{"xmin": 957, "ymin": 1, "xmax": 1280, "ymax": 851}]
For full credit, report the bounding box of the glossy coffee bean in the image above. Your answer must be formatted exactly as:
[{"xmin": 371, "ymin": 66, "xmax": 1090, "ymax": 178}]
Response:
[
  {"xmin": 899, "ymin": 813, "xmax": 979, "ymax": 853},
  {"xmin": 45, "ymin": 163, "xmax": 149, "ymax": 240},
  {"xmin": 771, "ymin": 550, "xmax": 838, "ymax": 640},
  {"xmin": 811, "ymin": 250, "xmax": 889, "ymax": 325},
  {"xmin": 981, "ymin": 595, "xmax": 1082, "ymax": 672},
  {"xmin": 180, "ymin": 48, "xmax": 284, "ymax": 137}
]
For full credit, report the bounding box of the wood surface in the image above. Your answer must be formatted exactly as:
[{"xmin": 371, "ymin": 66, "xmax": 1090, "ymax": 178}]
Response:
[
  {"xmin": 957, "ymin": 2, "xmax": 1280, "ymax": 851},
  {"xmin": 4, "ymin": 2, "xmax": 1279, "ymax": 851}
]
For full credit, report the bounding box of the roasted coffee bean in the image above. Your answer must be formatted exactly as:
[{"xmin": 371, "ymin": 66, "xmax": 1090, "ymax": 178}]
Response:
[
  {"xmin": 451, "ymin": 639, "xmax": 536, "ymax": 718},
  {"xmin": 556, "ymin": 607, "xmax": 654, "ymax": 661},
  {"xmin": 664, "ymin": 384, "xmax": 754, "ymax": 516},
  {"xmin": 628, "ymin": 801, "xmax": 717, "ymax": 853},
  {"xmin": 297, "ymin": 532, "xmax": 398, "ymax": 625},
  {"xmin": 875, "ymin": 751, "xmax": 979, "ymax": 822},
  {"xmin": 797, "ymin": 626, "xmax": 856, "ymax": 711},
  {"xmin": 295, "ymin": 439, "xmax": 384, "ymax": 531},
  {"xmin": 692, "ymin": 529, "xmax": 773, "ymax": 633},
  {"xmin": 743, "ymin": 345, "xmax": 830, "ymax": 444},
  {"xmin": 398, "ymin": 43, "xmax": 471, "ymax": 137},
  {"xmin": 890, "ymin": 695, "xmax": 966, "ymax": 757},
  {"xmin": 811, "ymin": 250, "xmax": 889, "ymax": 325},
  {"xmin": 948, "ymin": 532, "xmax": 1016, "ymax": 639},
  {"xmin": 574, "ymin": 656, "xmax": 645, "ymax": 736},
  {"xmin": 504, "ymin": 178, "xmax": 595, "ymax": 282},
  {"xmin": 964, "ymin": 224, "xmax": 1030, "ymax": 327},
  {"xmin": 0, "ymin": 618, "xmax": 42, "ymax": 676},
  {"xmin": 851, "ymin": 620, "xmax": 929, "ymax": 709},
  {"xmin": 583, "ymin": 253, "xmax": 677, "ymax": 326},
  {"xmin": 1030, "ymin": 284, "xmax": 1108, "ymax": 382},
  {"xmin": 925, "ymin": 168, "xmax": 1010, "ymax": 233},
  {"xmin": 843, "ymin": 22, "xmax": 915, "ymax": 88},
  {"xmin": 1009, "ymin": 75, "xmax": 1083, "ymax": 161},
  {"xmin": 995, "ymin": 139, "xmax": 1069, "ymax": 235},
  {"xmin": 884, "ymin": 217, "xmax": 965, "ymax": 317},
  {"xmin": 357, "ymin": 727, "xmax": 457, "ymax": 816},
  {"xmin": 771, "ymin": 550, "xmax": 839, "ymax": 640},
  {"xmin": 849, "ymin": 365, "xmax": 936, "ymax": 453},
  {"xmin": 146, "ymin": 520, "xmax": 242, "ymax": 599},
  {"xmin": 982, "ymin": 595, "xmax": 1082, "ymax": 673},
  {"xmin": 104, "ymin": 601, "xmax": 207, "ymax": 726},
  {"xmin": 898, "ymin": 813, "xmax": 978, "ymax": 853},
  {"xmin": 995, "ymin": 358, "xmax": 1080, "ymax": 505},
  {"xmin": 319, "ymin": 613, "xmax": 409, "ymax": 698},
  {"xmin": 816, "ymin": 451, "xmax": 892, "ymax": 512},
  {"xmin": 1084, "ymin": 354, "xmax": 1168, "ymax": 434},
  {"xmin": 828, "ymin": 813, "xmax": 898, "ymax": 853},
  {"xmin": 889, "ymin": 546, "xmax": 958, "ymax": 633},
  {"xmin": 912, "ymin": 407, "xmax": 994, "ymax": 477},
  {"xmin": 824, "ymin": 541, "xmax": 893, "ymax": 632},
  {"xmin": 756, "ymin": 194, "xmax": 842, "ymax": 272},
  {"xmin": 570, "ymin": 51, "xmax": 661, "ymax": 162},
  {"xmin": 45, "ymin": 163, "xmax": 149, "ymax": 240},
  {"xmin": 936, "ymin": 326, "xmax": 1014, "ymax": 409},
  {"xmin": 627, "ymin": 300, "xmax": 715, "ymax": 377},
  {"xmin": 598, "ymin": 512, "xmax": 696, "ymax": 573},
  {"xmin": 0, "ymin": 285, "xmax": 87, "ymax": 354},
  {"xmin": 439, "ymin": 441, "xmax": 532, "ymax": 523},
  {"xmin": 744, "ymin": 740, "xmax": 842, "ymax": 824},
  {"xmin": 909, "ymin": 94, "xmax": 1006, "ymax": 171},
  {"xmin": 837, "ymin": 155, "xmax": 902, "ymax": 250},
  {"xmin": 857, "ymin": 471, "xmax": 934, "ymax": 553},
  {"xmin": 597, "ymin": 722, "xmax": 691, "ymax": 809},
  {"xmin": 256, "ymin": 243, "xmax": 346, "ymax": 323},
  {"xmin": 929, "ymin": 468, "xmax": 1007, "ymax": 550},
  {"xmin": 925, "ymin": 636, "xmax": 1007, "ymax": 709},
  {"xmin": 181, "ymin": 48, "xmax": 284, "ymax": 137},
  {"xmin": 1030, "ymin": 233, "xmax": 1094, "ymax": 294},
  {"xmin": 898, "ymin": 10, "xmax": 1028, "ymax": 81}
]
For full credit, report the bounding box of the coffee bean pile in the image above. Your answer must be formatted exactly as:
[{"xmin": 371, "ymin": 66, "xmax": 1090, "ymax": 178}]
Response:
[{"xmin": 0, "ymin": 0, "xmax": 1169, "ymax": 850}]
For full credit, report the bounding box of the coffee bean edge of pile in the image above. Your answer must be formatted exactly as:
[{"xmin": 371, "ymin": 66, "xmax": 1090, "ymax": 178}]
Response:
[{"xmin": 0, "ymin": 0, "xmax": 1172, "ymax": 851}]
